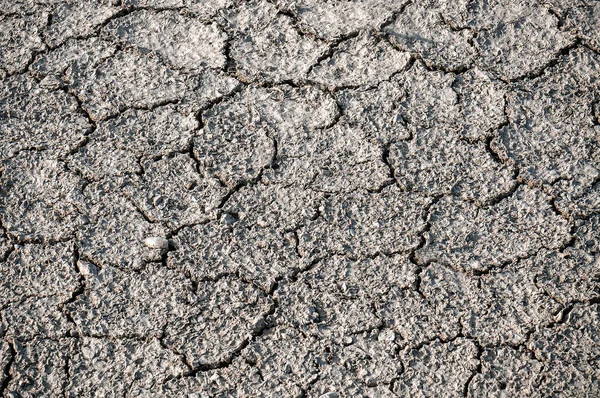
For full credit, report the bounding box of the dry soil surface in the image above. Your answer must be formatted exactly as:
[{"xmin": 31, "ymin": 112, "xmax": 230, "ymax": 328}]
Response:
[{"xmin": 1, "ymin": 0, "xmax": 600, "ymax": 397}]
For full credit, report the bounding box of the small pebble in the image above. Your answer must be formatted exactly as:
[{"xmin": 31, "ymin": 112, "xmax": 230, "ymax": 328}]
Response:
[
  {"xmin": 378, "ymin": 329, "xmax": 396, "ymax": 342},
  {"xmin": 143, "ymin": 236, "xmax": 169, "ymax": 251},
  {"xmin": 221, "ymin": 213, "xmax": 238, "ymax": 225},
  {"xmin": 302, "ymin": 208, "xmax": 318, "ymax": 220},
  {"xmin": 251, "ymin": 316, "xmax": 266, "ymax": 333},
  {"xmin": 39, "ymin": 75, "xmax": 63, "ymax": 90}
]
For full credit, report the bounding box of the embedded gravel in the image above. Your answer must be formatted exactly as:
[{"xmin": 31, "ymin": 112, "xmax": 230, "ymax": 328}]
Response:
[{"xmin": 1, "ymin": 0, "xmax": 600, "ymax": 397}]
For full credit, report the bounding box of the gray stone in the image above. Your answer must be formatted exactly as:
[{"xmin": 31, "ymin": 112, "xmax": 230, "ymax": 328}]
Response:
[
  {"xmin": 554, "ymin": 179, "xmax": 600, "ymax": 219},
  {"xmin": 68, "ymin": 337, "xmax": 188, "ymax": 397},
  {"xmin": 0, "ymin": 230, "xmax": 10, "ymax": 260},
  {"xmin": 168, "ymin": 222, "xmax": 298, "ymax": 292},
  {"xmin": 465, "ymin": 265, "xmax": 560, "ymax": 346},
  {"xmin": 274, "ymin": 254, "xmax": 416, "ymax": 338},
  {"xmin": 528, "ymin": 304, "xmax": 600, "ymax": 397},
  {"xmin": 142, "ymin": 236, "xmax": 169, "ymax": 251},
  {"xmin": 0, "ymin": 0, "xmax": 41, "ymax": 14},
  {"xmin": 528, "ymin": 215, "xmax": 600, "ymax": 305},
  {"xmin": 4, "ymin": 338, "xmax": 72, "ymax": 396},
  {"xmin": 121, "ymin": 0, "xmax": 232, "ymax": 20},
  {"xmin": 69, "ymin": 105, "xmax": 197, "ymax": 180},
  {"xmin": 279, "ymin": 123, "xmax": 391, "ymax": 193},
  {"xmin": 563, "ymin": 2, "xmax": 600, "ymax": 52},
  {"xmin": 536, "ymin": 360, "xmax": 600, "ymax": 398},
  {"xmin": 379, "ymin": 285, "xmax": 462, "ymax": 348},
  {"xmin": 312, "ymin": 333, "xmax": 401, "ymax": 396},
  {"xmin": 2, "ymin": 296, "xmax": 73, "ymax": 340},
  {"xmin": 30, "ymin": 36, "xmax": 117, "ymax": 81},
  {"xmin": 491, "ymin": 47, "xmax": 600, "ymax": 190},
  {"xmin": 194, "ymin": 88, "xmax": 276, "ymax": 188},
  {"xmin": 223, "ymin": 182, "xmax": 322, "ymax": 231},
  {"xmin": 2, "ymin": 1, "xmax": 600, "ymax": 395},
  {"xmin": 394, "ymin": 62, "xmax": 462, "ymax": 131},
  {"xmin": 160, "ymin": 327, "xmax": 321, "ymax": 396},
  {"xmin": 529, "ymin": 303, "xmax": 600, "ymax": 364},
  {"xmin": 452, "ymin": 67, "xmax": 508, "ymax": 142},
  {"xmin": 0, "ymin": 242, "xmax": 77, "ymax": 308},
  {"xmin": 335, "ymin": 81, "xmax": 410, "ymax": 145},
  {"xmin": 0, "ymin": 340, "xmax": 11, "ymax": 389}
]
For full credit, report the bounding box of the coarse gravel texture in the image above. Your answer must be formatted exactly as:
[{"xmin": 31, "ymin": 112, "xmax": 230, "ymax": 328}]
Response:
[{"xmin": 1, "ymin": 0, "xmax": 600, "ymax": 397}]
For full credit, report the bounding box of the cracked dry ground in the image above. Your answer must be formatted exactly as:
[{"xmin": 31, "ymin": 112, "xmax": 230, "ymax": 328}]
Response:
[{"xmin": 1, "ymin": 1, "xmax": 600, "ymax": 397}]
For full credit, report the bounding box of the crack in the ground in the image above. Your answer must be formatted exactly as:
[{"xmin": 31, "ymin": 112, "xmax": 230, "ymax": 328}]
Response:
[
  {"xmin": 60, "ymin": 245, "xmax": 86, "ymax": 338},
  {"xmin": 268, "ymin": 2, "xmax": 329, "ymax": 44},
  {"xmin": 304, "ymin": 31, "xmax": 360, "ymax": 78},
  {"xmin": 463, "ymin": 341, "xmax": 483, "ymax": 398},
  {"xmin": 547, "ymin": 6, "xmax": 567, "ymax": 30},
  {"xmin": 409, "ymin": 194, "xmax": 444, "ymax": 301},
  {"xmin": 378, "ymin": 0, "xmax": 413, "ymax": 33},
  {"xmin": 0, "ymin": 339, "xmax": 16, "ymax": 396},
  {"xmin": 503, "ymin": 37, "xmax": 581, "ymax": 83},
  {"xmin": 62, "ymin": 355, "xmax": 72, "ymax": 397}
]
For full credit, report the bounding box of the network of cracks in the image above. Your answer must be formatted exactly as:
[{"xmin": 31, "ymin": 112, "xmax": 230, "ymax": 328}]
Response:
[{"xmin": 1, "ymin": 0, "xmax": 600, "ymax": 396}]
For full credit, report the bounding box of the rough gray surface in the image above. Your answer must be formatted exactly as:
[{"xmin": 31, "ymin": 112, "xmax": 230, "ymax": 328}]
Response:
[{"xmin": 1, "ymin": 0, "xmax": 599, "ymax": 396}]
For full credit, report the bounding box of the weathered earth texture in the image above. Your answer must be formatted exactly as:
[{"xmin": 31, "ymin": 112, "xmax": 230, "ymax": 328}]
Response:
[{"xmin": 1, "ymin": 0, "xmax": 600, "ymax": 396}]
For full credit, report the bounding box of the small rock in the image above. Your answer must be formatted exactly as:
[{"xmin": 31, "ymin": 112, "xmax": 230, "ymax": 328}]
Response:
[
  {"xmin": 554, "ymin": 309, "xmax": 565, "ymax": 323},
  {"xmin": 302, "ymin": 208, "xmax": 318, "ymax": 220},
  {"xmin": 319, "ymin": 393, "xmax": 339, "ymax": 398},
  {"xmin": 39, "ymin": 75, "xmax": 63, "ymax": 90},
  {"xmin": 221, "ymin": 213, "xmax": 238, "ymax": 225},
  {"xmin": 378, "ymin": 329, "xmax": 396, "ymax": 342},
  {"xmin": 143, "ymin": 236, "xmax": 169, "ymax": 251},
  {"xmin": 251, "ymin": 316, "xmax": 266, "ymax": 333},
  {"xmin": 79, "ymin": 261, "xmax": 99, "ymax": 277}
]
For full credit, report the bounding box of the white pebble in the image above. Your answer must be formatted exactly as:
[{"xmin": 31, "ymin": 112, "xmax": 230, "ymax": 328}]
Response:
[{"xmin": 143, "ymin": 236, "xmax": 169, "ymax": 251}]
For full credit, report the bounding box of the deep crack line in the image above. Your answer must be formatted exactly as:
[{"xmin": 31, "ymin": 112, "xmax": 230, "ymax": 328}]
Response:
[{"xmin": 0, "ymin": 340, "xmax": 16, "ymax": 396}]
